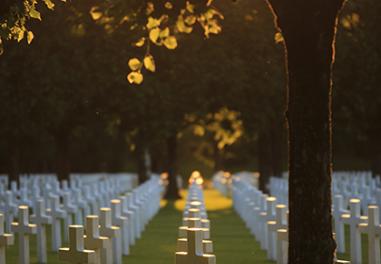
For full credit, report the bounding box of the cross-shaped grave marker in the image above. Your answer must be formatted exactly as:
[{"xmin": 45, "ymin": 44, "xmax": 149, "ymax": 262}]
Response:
[
  {"xmin": 267, "ymin": 204, "xmax": 287, "ymax": 261},
  {"xmin": 0, "ymin": 213, "xmax": 14, "ymax": 264},
  {"xmin": 333, "ymin": 195, "xmax": 348, "ymax": 253},
  {"xmin": 175, "ymin": 226, "xmax": 215, "ymax": 264},
  {"xmin": 50, "ymin": 195, "xmax": 67, "ymax": 252},
  {"xmin": 358, "ymin": 205, "xmax": 381, "ymax": 264},
  {"xmin": 341, "ymin": 198, "xmax": 368, "ymax": 264},
  {"xmin": 4, "ymin": 191, "xmax": 17, "ymax": 232},
  {"xmin": 59, "ymin": 225, "xmax": 96, "ymax": 264},
  {"xmin": 31, "ymin": 199, "xmax": 52, "ymax": 264},
  {"xmin": 111, "ymin": 199, "xmax": 130, "ymax": 256},
  {"xmin": 99, "ymin": 208, "xmax": 121, "ymax": 264},
  {"xmin": 11, "ymin": 205, "xmax": 37, "ymax": 264},
  {"xmin": 62, "ymin": 192, "xmax": 79, "ymax": 242},
  {"xmin": 84, "ymin": 215, "xmax": 110, "ymax": 264},
  {"xmin": 120, "ymin": 195, "xmax": 136, "ymax": 246},
  {"xmin": 277, "ymin": 229, "xmax": 288, "ymax": 264}
]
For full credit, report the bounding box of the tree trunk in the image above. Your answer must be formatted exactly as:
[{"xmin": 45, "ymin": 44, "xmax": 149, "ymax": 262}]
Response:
[
  {"xmin": 55, "ymin": 133, "xmax": 71, "ymax": 181},
  {"xmin": 258, "ymin": 130, "xmax": 273, "ymax": 193},
  {"xmin": 266, "ymin": 0, "xmax": 345, "ymax": 263},
  {"xmin": 213, "ymin": 141, "xmax": 224, "ymax": 172},
  {"xmin": 135, "ymin": 135, "xmax": 151, "ymax": 184},
  {"xmin": 8, "ymin": 143, "xmax": 20, "ymax": 184},
  {"xmin": 371, "ymin": 154, "xmax": 381, "ymax": 176},
  {"xmin": 164, "ymin": 132, "xmax": 181, "ymax": 200},
  {"xmin": 270, "ymin": 123, "xmax": 284, "ymax": 177}
]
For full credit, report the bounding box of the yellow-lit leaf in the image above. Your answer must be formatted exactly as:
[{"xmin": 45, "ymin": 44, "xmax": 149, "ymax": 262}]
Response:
[
  {"xmin": 186, "ymin": 1, "xmax": 195, "ymax": 13},
  {"xmin": 90, "ymin": 7, "xmax": 102, "ymax": 20},
  {"xmin": 274, "ymin": 32, "xmax": 284, "ymax": 44},
  {"xmin": 185, "ymin": 15, "xmax": 196, "ymax": 25},
  {"xmin": 134, "ymin": 38, "xmax": 145, "ymax": 47},
  {"xmin": 163, "ymin": 36, "xmax": 177, "ymax": 49},
  {"xmin": 147, "ymin": 17, "xmax": 160, "ymax": 30},
  {"xmin": 43, "ymin": 0, "xmax": 55, "ymax": 9},
  {"xmin": 27, "ymin": 31, "xmax": 34, "ymax": 44},
  {"xmin": 164, "ymin": 2, "xmax": 173, "ymax": 9},
  {"xmin": 17, "ymin": 30, "xmax": 24, "ymax": 42},
  {"xmin": 146, "ymin": 2, "xmax": 154, "ymax": 15},
  {"xmin": 144, "ymin": 55, "xmax": 156, "ymax": 72},
  {"xmin": 149, "ymin": 28, "xmax": 160, "ymax": 43},
  {"xmin": 160, "ymin": 27, "xmax": 170, "ymax": 38},
  {"xmin": 352, "ymin": 13, "xmax": 360, "ymax": 25},
  {"xmin": 176, "ymin": 16, "xmax": 193, "ymax": 33},
  {"xmin": 208, "ymin": 20, "xmax": 221, "ymax": 34},
  {"xmin": 127, "ymin": 72, "xmax": 144, "ymax": 84},
  {"xmin": 29, "ymin": 9, "xmax": 41, "ymax": 20},
  {"xmin": 0, "ymin": 38, "xmax": 3, "ymax": 56},
  {"xmin": 128, "ymin": 58, "xmax": 142, "ymax": 71}
]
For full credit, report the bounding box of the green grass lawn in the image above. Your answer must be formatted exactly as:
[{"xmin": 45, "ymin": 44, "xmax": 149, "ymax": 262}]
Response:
[
  {"xmin": 127, "ymin": 189, "xmax": 274, "ymax": 264},
  {"xmin": 5, "ymin": 188, "xmax": 375, "ymax": 264}
]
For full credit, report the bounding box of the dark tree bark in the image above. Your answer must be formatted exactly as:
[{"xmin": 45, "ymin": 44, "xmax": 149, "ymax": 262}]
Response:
[
  {"xmin": 258, "ymin": 130, "xmax": 273, "ymax": 193},
  {"xmin": 55, "ymin": 133, "xmax": 71, "ymax": 181},
  {"xmin": 135, "ymin": 132, "xmax": 150, "ymax": 184},
  {"xmin": 164, "ymin": 132, "xmax": 181, "ymax": 200},
  {"xmin": 213, "ymin": 142, "xmax": 224, "ymax": 172},
  {"xmin": 266, "ymin": 0, "xmax": 346, "ymax": 263},
  {"xmin": 270, "ymin": 123, "xmax": 284, "ymax": 177},
  {"xmin": 8, "ymin": 143, "xmax": 20, "ymax": 184}
]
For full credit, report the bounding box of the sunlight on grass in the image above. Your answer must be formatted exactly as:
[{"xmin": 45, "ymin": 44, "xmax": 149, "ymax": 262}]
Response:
[{"xmin": 174, "ymin": 188, "xmax": 232, "ymax": 212}]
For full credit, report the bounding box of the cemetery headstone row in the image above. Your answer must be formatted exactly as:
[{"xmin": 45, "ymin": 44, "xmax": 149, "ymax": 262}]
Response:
[
  {"xmin": 0, "ymin": 173, "xmax": 165, "ymax": 264},
  {"xmin": 214, "ymin": 172, "xmax": 356, "ymax": 264},
  {"xmin": 175, "ymin": 173, "xmax": 216, "ymax": 264}
]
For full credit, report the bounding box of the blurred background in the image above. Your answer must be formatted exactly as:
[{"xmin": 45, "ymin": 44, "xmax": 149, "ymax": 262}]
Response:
[{"xmin": 0, "ymin": 0, "xmax": 380, "ymax": 183}]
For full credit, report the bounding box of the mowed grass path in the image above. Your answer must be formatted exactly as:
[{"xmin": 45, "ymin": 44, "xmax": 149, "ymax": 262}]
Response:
[{"xmin": 127, "ymin": 188, "xmax": 274, "ymax": 264}]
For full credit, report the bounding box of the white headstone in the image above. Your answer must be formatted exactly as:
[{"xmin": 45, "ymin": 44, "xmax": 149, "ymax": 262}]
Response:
[
  {"xmin": 50, "ymin": 195, "xmax": 67, "ymax": 252},
  {"xmin": 175, "ymin": 226, "xmax": 215, "ymax": 264},
  {"xmin": 84, "ymin": 215, "xmax": 110, "ymax": 264},
  {"xmin": 4, "ymin": 191, "xmax": 17, "ymax": 232},
  {"xmin": 11, "ymin": 205, "xmax": 37, "ymax": 264},
  {"xmin": 59, "ymin": 225, "xmax": 96, "ymax": 264},
  {"xmin": 267, "ymin": 204, "xmax": 287, "ymax": 260},
  {"xmin": 31, "ymin": 199, "xmax": 52, "ymax": 264},
  {"xmin": 333, "ymin": 195, "xmax": 347, "ymax": 253},
  {"xmin": 358, "ymin": 205, "xmax": 381, "ymax": 264},
  {"xmin": 110, "ymin": 199, "xmax": 130, "ymax": 256},
  {"xmin": 341, "ymin": 198, "xmax": 367, "ymax": 264},
  {"xmin": 99, "ymin": 208, "xmax": 121, "ymax": 264},
  {"xmin": 0, "ymin": 213, "xmax": 14, "ymax": 264}
]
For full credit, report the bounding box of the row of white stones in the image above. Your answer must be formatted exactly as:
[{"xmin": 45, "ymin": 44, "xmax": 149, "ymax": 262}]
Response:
[
  {"xmin": 0, "ymin": 175, "xmax": 164, "ymax": 264},
  {"xmin": 214, "ymin": 172, "xmax": 356, "ymax": 264},
  {"xmin": 270, "ymin": 171, "xmax": 381, "ymax": 212},
  {"xmin": 175, "ymin": 180, "xmax": 216, "ymax": 264},
  {"xmin": 0, "ymin": 174, "xmax": 136, "ymax": 232}
]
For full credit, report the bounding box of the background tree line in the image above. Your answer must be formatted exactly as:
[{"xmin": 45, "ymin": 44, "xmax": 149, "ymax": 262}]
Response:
[{"xmin": 0, "ymin": 0, "xmax": 379, "ymax": 194}]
